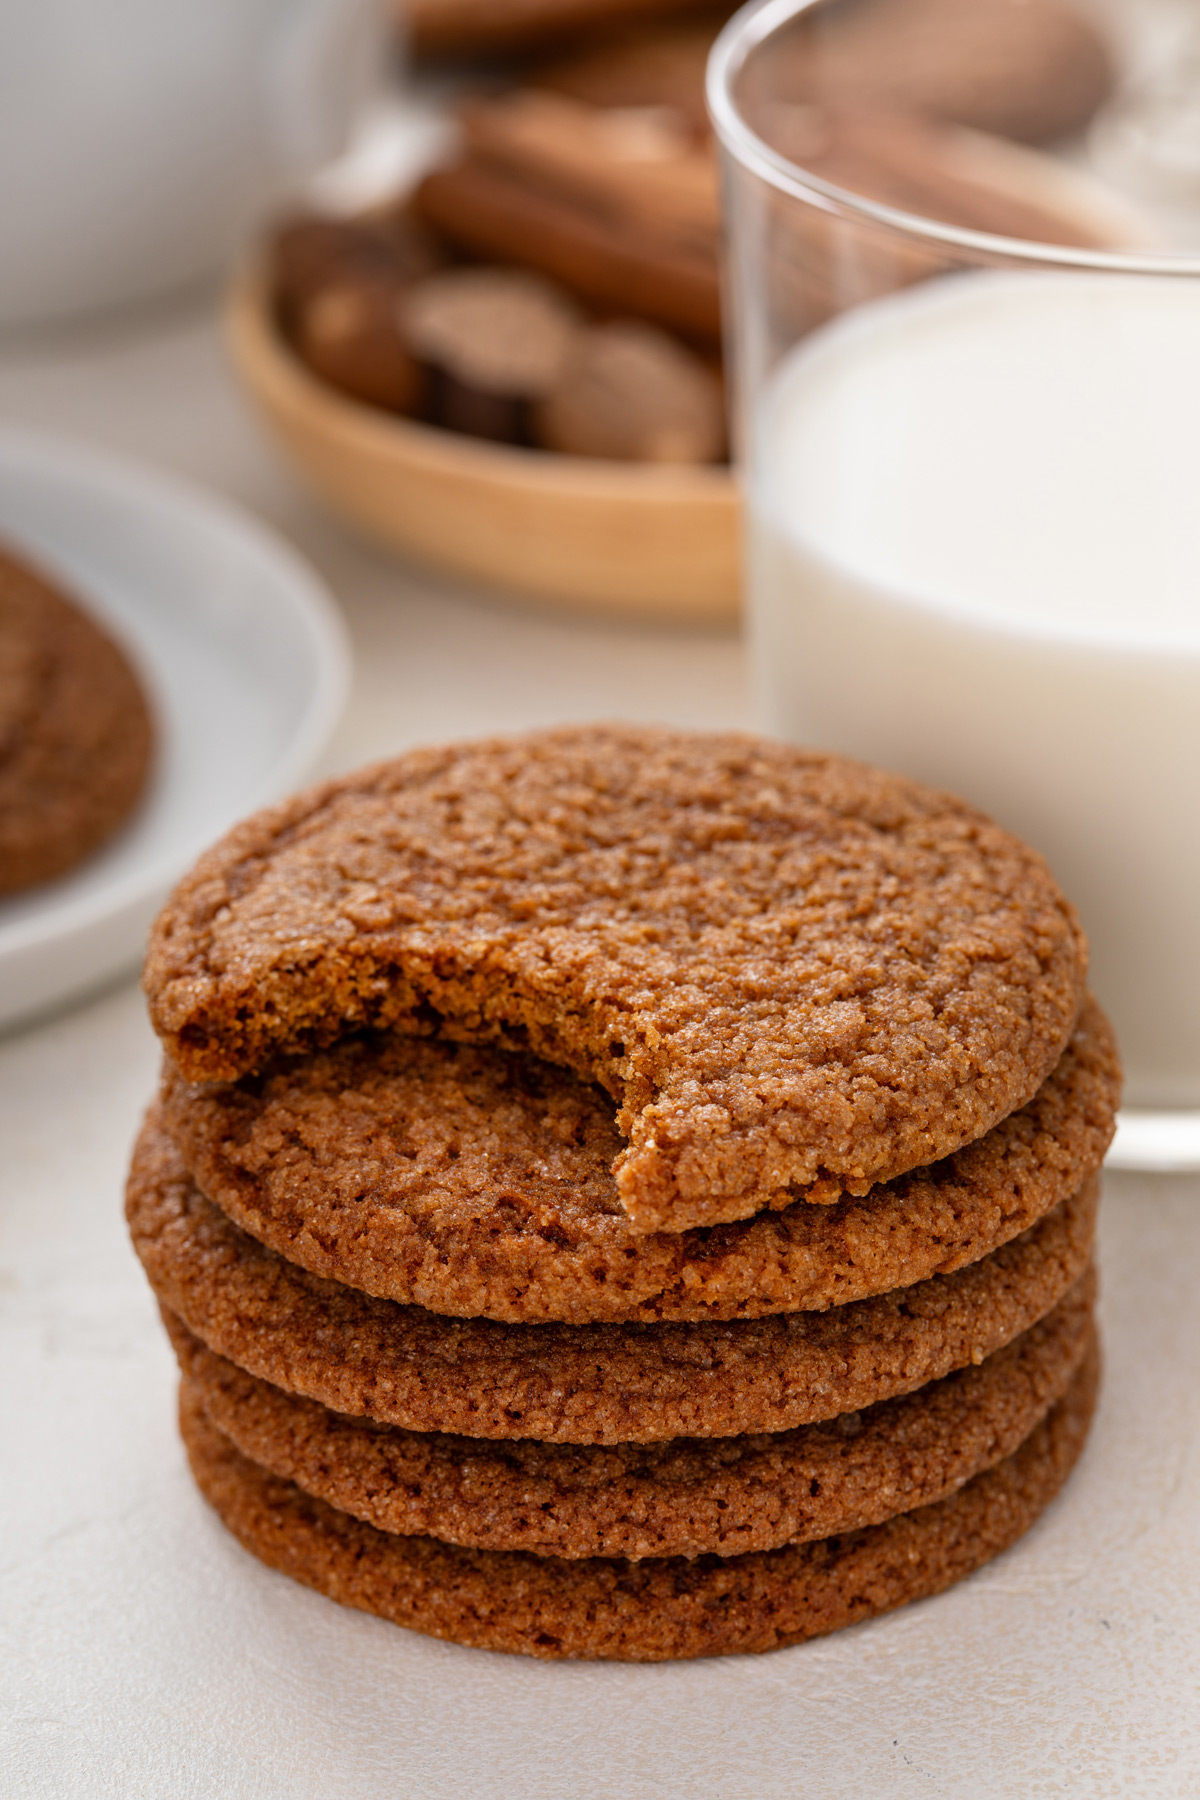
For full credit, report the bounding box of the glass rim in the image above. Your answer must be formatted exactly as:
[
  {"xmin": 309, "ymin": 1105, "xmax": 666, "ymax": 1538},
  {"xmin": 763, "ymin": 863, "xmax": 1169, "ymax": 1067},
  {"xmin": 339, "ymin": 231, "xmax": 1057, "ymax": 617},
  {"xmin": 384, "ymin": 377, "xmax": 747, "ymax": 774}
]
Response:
[{"xmin": 706, "ymin": 0, "xmax": 1200, "ymax": 277}]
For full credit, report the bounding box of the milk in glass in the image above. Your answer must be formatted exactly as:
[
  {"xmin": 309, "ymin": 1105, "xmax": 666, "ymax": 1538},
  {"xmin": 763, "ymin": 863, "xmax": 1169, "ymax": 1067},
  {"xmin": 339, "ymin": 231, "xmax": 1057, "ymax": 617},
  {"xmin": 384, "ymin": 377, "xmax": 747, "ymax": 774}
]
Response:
[{"xmin": 750, "ymin": 272, "xmax": 1200, "ymax": 1107}]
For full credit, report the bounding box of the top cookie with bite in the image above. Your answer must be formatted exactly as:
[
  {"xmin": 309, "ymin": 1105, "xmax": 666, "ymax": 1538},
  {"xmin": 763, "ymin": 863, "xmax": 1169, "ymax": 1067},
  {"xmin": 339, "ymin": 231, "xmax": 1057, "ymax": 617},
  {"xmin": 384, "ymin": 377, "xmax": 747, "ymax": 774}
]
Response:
[{"xmin": 143, "ymin": 726, "xmax": 1087, "ymax": 1234}]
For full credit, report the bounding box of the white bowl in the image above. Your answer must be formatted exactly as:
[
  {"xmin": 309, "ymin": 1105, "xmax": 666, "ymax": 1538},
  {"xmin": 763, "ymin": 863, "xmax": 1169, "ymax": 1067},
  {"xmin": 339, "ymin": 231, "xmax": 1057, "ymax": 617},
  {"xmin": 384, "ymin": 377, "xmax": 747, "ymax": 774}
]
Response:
[{"xmin": 0, "ymin": 429, "xmax": 350, "ymax": 1033}]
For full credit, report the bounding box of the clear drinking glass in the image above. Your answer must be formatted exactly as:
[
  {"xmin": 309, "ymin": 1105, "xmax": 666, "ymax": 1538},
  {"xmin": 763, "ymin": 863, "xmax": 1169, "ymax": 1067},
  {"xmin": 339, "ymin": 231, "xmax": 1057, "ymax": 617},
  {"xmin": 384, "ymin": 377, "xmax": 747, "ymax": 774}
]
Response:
[{"xmin": 708, "ymin": 0, "xmax": 1200, "ymax": 1169}]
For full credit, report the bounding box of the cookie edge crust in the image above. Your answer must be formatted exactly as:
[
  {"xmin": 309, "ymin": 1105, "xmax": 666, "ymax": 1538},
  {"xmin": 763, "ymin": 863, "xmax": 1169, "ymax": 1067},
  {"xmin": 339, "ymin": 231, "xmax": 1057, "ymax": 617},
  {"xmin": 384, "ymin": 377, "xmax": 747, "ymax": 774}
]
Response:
[
  {"xmin": 126, "ymin": 1114, "xmax": 1100, "ymax": 1443},
  {"xmin": 156, "ymin": 995, "xmax": 1118, "ymax": 1324},
  {"xmin": 167, "ymin": 1279, "xmax": 1094, "ymax": 1561},
  {"xmin": 180, "ymin": 1342, "xmax": 1099, "ymax": 1661}
]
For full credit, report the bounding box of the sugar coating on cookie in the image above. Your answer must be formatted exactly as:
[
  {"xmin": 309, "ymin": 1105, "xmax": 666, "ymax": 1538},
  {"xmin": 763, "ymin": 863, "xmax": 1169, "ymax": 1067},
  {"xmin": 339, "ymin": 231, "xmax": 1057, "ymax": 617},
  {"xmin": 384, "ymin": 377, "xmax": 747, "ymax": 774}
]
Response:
[
  {"xmin": 126, "ymin": 1117, "xmax": 1099, "ymax": 1443},
  {"xmin": 160, "ymin": 996, "xmax": 1117, "ymax": 1323},
  {"xmin": 180, "ymin": 1346, "xmax": 1099, "ymax": 1661},
  {"xmin": 168, "ymin": 1276, "xmax": 1093, "ymax": 1560},
  {"xmin": 0, "ymin": 542, "xmax": 154, "ymax": 895},
  {"xmin": 144, "ymin": 727, "xmax": 1088, "ymax": 1233}
]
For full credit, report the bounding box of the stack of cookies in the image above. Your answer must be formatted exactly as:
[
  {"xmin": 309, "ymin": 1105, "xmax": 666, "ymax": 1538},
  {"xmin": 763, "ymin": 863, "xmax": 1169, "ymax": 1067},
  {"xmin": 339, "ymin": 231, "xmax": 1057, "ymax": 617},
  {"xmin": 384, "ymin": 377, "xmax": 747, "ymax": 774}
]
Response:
[{"xmin": 127, "ymin": 727, "xmax": 1119, "ymax": 1661}]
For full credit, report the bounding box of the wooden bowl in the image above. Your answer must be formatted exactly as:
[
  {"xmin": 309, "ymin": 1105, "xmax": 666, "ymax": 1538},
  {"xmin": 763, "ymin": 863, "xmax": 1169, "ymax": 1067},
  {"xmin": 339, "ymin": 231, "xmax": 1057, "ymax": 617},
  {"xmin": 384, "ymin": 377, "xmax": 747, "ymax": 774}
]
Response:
[{"xmin": 225, "ymin": 269, "xmax": 740, "ymax": 621}]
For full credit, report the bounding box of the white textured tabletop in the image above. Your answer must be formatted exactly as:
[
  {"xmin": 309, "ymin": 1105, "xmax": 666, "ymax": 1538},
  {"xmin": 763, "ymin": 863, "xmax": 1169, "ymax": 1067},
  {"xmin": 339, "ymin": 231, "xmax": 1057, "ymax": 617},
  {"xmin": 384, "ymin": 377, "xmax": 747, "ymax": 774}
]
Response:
[{"xmin": 2, "ymin": 295, "xmax": 1199, "ymax": 1800}]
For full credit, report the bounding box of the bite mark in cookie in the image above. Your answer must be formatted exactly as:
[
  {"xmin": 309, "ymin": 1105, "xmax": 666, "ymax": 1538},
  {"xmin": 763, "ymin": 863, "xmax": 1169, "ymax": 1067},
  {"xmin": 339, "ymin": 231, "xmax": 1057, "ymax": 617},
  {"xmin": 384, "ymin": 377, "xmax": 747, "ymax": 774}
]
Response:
[
  {"xmin": 144, "ymin": 727, "xmax": 1088, "ymax": 1232},
  {"xmin": 126, "ymin": 1116, "xmax": 1099, "ymax": 1444},
  {"xmin": 159, "ymin": 996, "xmax": 1117, "ymax": 1322}
]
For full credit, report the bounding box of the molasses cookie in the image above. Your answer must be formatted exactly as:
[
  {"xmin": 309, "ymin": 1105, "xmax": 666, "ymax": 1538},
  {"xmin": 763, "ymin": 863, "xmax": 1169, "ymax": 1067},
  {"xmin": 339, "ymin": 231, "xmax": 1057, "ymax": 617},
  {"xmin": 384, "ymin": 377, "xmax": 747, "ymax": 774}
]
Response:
[
  {"xmin": 168, "ymin": 1275, "xmax": 1093, "ymax": 1560},
  {"xmin": 159, "ymin": 997, "xmax": 1116, "ymax": 1323},
  {"xmin": 783, "ymin": 0, "xmax": 1115, "ymax": 148},
  {"xmin": 144, "ymin": 727, "xmax": 1088, "ymax": 1233},
  {"xmin": 408, "ymin": 0, "xmax": 732, "ymax": 62},
  {"xmin": 534, "ymin": 0, "xmax": 1114, "ymax": 147},
  {"xmin": 181, "ymin": 1343, "xmax": 1099, "ymax": 1660},
  {"xmin": 0, "ymin": 542, "xmax": 154, "ymax": 895},
  {"xmin": 534, "ymin": 20, "xmax": 717, "ymax": 132},
  {"xmin": 127, "ymin": 1118, "xmax": 1098, "ymax": 1443}
]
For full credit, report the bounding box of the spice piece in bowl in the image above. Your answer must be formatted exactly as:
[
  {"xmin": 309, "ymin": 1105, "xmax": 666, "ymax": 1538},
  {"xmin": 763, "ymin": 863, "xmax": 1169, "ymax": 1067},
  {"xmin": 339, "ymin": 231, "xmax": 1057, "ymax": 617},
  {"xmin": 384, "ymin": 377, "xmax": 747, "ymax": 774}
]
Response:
[
  {"xmin": 535, "ymin": 319, "xmax": 724, "ymax": 462},
  {"xmin": 400, "ymin": 266, "xmax": 582, "ymax": 443},
  {"xmin": 273, "ymin": 212, "xmax": 441, "ymax": 413}
]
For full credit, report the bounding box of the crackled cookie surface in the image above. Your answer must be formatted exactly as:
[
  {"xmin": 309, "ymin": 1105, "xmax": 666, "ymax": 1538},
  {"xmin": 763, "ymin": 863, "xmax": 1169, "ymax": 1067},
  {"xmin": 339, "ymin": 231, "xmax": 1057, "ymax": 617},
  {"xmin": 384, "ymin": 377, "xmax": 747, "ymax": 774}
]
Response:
[
  {"xmin": 181, "ymin": 1347, "xmax": 1098, "ymax": 1661},
  {"xmin": 169, "ymin": 1280, "xmax": 1092, "ymax": 1560},
  {"xmin": 144, "ymin": 727, "xmax": 1087, "ymax": 1232},
  {"xmin": 161, "ymin": 998, "xmax": 1116, "ymax": 1323},
  {"xmin": 127, "ymin": 1118, "xmax": 1098, "ymax": 1443},
  {"xmin": 0, "ymin": 542, "xmax": 154, "ymax": 895}
]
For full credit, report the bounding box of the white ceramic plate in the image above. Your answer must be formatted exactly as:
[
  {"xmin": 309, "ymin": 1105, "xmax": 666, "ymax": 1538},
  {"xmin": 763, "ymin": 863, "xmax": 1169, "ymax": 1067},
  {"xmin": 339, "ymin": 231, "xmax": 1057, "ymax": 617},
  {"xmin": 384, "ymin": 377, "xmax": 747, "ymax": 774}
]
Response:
[
  {"xmin": 1106, "ymin": 1108, "xmax": 1200, "ymax": 1173},
  {"xmin": 0, "ymin": 429, "xmax": 350, "ymax": 1032}
]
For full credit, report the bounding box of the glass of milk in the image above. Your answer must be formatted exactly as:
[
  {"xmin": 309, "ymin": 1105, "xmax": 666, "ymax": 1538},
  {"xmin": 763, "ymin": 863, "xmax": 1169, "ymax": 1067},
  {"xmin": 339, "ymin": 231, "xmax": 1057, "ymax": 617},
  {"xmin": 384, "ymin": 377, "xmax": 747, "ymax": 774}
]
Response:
[{"xmin": 708, "ymin": 0, "xmax": 1200, "ymax": 1164}]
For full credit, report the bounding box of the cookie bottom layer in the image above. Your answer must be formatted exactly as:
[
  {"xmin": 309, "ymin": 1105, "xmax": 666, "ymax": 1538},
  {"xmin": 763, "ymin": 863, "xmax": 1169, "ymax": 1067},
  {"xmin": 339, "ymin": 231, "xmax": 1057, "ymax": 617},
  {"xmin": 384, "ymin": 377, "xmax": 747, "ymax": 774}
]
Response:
[{"xmin": 181, "ymin": 1340, "xmax": 1098, "ymax": 1662}]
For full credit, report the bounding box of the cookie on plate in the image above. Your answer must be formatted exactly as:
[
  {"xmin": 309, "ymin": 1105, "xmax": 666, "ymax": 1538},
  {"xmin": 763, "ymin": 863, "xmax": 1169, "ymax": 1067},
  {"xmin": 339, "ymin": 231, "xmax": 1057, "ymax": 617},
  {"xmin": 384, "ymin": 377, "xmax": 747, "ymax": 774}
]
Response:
[
  {"xmin": 0, "ymin": 542, "xmax": 154, "ymax": 895},
  {"xmin": 536, "ymin": 0, "xmax": 1114, "ymax": 145},
  {"xmin": 400, "ymin": 266, "xmax": 582, "ymax": 444}
]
